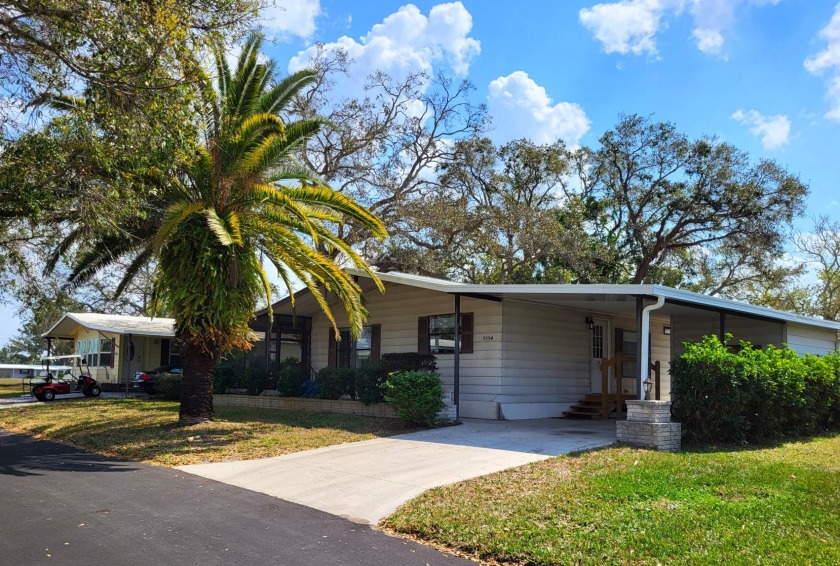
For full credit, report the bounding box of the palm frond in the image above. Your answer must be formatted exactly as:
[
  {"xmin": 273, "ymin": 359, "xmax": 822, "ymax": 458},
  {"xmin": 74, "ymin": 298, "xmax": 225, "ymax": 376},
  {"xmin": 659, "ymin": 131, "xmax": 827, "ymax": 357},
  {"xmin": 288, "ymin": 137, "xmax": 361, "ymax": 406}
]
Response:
[
  {"xmin": 113, "ymin": 248, "xmax": 154, "ymax": 298},
  {"xmin": 260, "ymin": 68, "xmax": 319, "ymax": 115},
  {"xmin": 205, "ymin": 208, "xmax": 239, "ymax": 246},
  {"xmin": 152, "ymin": 201, "xmax": 205, "ymax": 252}
]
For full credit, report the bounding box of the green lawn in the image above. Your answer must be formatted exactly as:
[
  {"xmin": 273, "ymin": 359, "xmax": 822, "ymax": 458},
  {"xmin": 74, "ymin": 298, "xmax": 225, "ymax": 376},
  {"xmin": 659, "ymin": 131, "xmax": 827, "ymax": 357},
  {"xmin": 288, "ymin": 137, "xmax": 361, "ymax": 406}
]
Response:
[
  {"xmin": 0, "ymin": 398, "xmax": 413, "ymax": 466},
  {"xmin": 384, "ymin": 436, "xmax": 840, "ymax": 565},
  {"xmin": 0, "ymin": 377, "xmax": 28, "ymax": 398}
]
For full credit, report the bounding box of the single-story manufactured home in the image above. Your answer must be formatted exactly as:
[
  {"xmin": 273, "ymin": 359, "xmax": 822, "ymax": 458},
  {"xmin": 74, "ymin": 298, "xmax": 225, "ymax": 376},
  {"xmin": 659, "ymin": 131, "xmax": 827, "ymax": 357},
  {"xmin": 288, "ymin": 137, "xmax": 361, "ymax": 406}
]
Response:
[
  {"xmin": 252, "ymin": 269, "xmax": 840, "ymax": 420},
  {"xmin": 43, "ymin": 313, "xmax": 177, "ymax": 386}
]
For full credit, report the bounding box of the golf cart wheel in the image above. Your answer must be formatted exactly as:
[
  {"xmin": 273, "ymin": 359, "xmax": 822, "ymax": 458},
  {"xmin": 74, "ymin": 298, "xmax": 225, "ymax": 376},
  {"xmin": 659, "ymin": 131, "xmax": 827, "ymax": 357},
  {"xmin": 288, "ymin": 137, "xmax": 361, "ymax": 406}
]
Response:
[
  {"xmin": 88, "ymin": 385, "xmax": 102, "ymax": 397},
  {"xmin": 42, "ymin": 389, "xmax": 56, "ymax": 401}
]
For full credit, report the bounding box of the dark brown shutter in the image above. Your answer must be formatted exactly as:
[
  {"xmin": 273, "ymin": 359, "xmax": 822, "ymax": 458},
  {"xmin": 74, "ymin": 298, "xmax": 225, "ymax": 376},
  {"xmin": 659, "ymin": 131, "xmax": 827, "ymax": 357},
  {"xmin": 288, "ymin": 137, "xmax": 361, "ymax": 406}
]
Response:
[
  {"xmin": 614, "ymin": 328, "xmax": 624, "ymax": 354},
  {"xmin": 460, "ymin": 313, "xmax": 474, "ymax": 354},
  {"xmin": 370, "ymin": 324, "xmax": 381, "ymax": 365},
  {"xmin": 110, "ymin": 337, "xmax": 115, "ymax": 368},
  {"xmin": 160, "ymin": 339, "xmax": 171, "ymax": 366},
  {"xmin": 327, "ymin": 329, "xmax": 337, "ymax": 368},
  {"xmin": 417, "ymin": 317, "xmax": 430, "ymax": 354}
]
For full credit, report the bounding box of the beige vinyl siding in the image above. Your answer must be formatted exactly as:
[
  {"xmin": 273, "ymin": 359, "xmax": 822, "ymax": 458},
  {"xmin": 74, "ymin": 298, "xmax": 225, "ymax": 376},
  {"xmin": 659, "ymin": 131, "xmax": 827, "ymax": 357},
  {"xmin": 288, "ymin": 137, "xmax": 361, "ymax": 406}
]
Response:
[
  {"xmin": 497, "ymin": 304, "xmax": 672, "ymax": 414},
  {"xmin": 785, "ymin": 322, "xmax": 838, "ymax": 356},
  {"xmin": 671, "ymin": 314, "xmax": 787, "ymax": 358},
  {"xmin": 72, "ymin": 328, "xmax": 122, "ymax": 383},
  {"xmin": 500, "ymin": 301, "xmax": 590, "ymax": 406},
  {"xmin": 308, "ymin": 282, "xmax": 503, "ymax": 417},
  {"xmin": 726, "ymin": 315, "xmax": 784, "ymax": 350},
  {"xmin": 670, "ymin": 315, "xmax": 719, "ymax": 359}
]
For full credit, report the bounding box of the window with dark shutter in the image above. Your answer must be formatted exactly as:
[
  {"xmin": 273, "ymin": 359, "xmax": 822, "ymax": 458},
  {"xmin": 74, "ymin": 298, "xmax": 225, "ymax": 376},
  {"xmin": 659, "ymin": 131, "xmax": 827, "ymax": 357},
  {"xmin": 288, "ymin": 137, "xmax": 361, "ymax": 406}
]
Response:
[{"xmin": 421, "ymin": 313, "xmax": 473, "ymax": 354}]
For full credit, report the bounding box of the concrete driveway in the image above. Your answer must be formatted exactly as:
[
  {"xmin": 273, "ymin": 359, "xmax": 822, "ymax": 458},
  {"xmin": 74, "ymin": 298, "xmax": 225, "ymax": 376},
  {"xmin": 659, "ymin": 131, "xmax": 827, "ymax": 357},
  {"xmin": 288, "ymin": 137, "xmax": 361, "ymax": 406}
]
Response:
[{"xmin": 179, "ymin": 418, "xmax": 616, "ymax": 524}]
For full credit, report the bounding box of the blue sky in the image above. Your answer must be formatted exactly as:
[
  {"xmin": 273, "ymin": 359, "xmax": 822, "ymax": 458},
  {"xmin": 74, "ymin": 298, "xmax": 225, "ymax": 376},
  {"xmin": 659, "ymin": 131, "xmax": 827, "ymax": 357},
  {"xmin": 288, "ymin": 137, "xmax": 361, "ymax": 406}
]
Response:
[
  {"xmin": 256, "ymin": 0, "xmax": 840, "ymax": 213},
  {"xmin": 2, "ymin": 0, "xmax": 839, "ymax": 346}
]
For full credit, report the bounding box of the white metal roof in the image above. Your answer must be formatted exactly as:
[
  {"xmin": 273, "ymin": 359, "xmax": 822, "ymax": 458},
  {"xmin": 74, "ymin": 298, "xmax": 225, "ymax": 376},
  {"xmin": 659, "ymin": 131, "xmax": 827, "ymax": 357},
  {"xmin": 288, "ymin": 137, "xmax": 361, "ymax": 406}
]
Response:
[
  {"xmin": 0, "ymin": 364, "xmax": 70, "ymax": 370},
  {"xmin": 43, "ymin": 313, "xmax": 176, "ymax": 339},
  {"xmin": 346, "ymin": 268, "xmax": 840, "ymax": 331}
]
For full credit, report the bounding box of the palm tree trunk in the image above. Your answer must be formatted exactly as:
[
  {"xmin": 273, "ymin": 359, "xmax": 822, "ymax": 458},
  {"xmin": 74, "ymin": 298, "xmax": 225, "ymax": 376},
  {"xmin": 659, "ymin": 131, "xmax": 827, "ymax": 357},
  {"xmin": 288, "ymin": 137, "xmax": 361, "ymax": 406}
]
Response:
[{"xmin": 178, "ymin": 339, "xmax": 216, "ymax": 424}]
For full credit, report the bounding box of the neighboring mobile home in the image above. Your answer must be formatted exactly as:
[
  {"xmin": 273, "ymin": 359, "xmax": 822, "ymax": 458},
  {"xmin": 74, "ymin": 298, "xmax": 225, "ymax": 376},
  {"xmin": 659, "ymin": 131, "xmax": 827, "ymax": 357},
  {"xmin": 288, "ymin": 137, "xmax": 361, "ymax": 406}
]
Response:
[
  {"xmin": 43, "ymin": 313, "xmax": 177, "ymax": 387},
  {"xmin": 252, "ymin": 269, "xmax": 840, "ymax": 420}
]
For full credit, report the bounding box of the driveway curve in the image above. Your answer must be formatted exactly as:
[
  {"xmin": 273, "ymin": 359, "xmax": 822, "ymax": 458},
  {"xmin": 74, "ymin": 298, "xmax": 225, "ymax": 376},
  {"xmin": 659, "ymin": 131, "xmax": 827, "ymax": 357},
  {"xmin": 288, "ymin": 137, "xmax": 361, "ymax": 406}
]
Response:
[{"xmin": 179, "ymin": 418, "xmax": 616, "ymax": 524}]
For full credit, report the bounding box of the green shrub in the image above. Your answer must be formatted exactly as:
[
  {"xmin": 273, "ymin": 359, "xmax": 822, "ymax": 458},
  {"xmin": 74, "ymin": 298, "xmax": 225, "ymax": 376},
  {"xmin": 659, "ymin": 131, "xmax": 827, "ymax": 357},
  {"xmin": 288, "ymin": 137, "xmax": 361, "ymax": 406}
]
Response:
[
  {"xmin": 155, "ymin": 373, "xmax": 183, "ymax": 401},
  {"xmin": 213, "ymin": 361, "xmax": 236, "ymax": 394},
  {"xmin": 276, "ymin": 357, "xmax": 305, "ymax": 397},
  {"xmin": 383, "ymin": 370, "xmax": 444, "ymax": 427},
  {"xmin": 240, "ymin": 366, "xmax": 267, "ymax": 396},
  {"xmin": 671, "ymin": 334, "xmax": 840, "ymax": 443},
  {"xmin": 355, "ymin": 365, "xmax": 389, "ymax": 405},
  {"xmin": 380, "ymin": 352, "xmax": 437, "ymax": 373},
  {"xmin": 315, "ymin": 367, "xmax": 355, "ymax": 400}
]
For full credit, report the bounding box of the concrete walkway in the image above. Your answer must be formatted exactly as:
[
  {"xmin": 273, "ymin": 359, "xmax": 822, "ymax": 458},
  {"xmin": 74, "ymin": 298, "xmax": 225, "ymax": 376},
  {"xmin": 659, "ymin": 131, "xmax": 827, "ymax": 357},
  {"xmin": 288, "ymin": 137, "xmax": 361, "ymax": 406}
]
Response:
[{"xmin": 179, "ymin": 418, "xmax": 616, "ymax": 524}]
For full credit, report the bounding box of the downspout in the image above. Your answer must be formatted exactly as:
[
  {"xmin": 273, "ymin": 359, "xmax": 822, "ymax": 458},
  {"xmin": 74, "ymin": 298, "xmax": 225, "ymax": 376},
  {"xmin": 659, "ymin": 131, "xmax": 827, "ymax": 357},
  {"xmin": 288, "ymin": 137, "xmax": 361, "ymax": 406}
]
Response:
[{"xmin": 640, "ymin": 295, "xmax": 666, "ymax": 400}]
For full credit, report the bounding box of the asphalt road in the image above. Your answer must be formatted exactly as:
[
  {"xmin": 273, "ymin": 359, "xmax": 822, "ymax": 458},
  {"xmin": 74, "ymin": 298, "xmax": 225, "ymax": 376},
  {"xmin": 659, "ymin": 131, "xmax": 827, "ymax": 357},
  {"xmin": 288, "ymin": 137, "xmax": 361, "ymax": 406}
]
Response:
[{"xmin": 0, "ymin": 430, "xmax": 473, "ymax": 566}]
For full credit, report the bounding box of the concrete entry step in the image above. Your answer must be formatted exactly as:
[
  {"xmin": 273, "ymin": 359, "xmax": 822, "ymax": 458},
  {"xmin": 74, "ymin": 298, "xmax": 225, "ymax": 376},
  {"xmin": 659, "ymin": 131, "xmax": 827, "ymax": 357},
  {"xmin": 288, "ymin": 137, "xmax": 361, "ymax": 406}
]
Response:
[{"xmin": 562, "ymin": 394, "xmax": 639, "ymax": 420}]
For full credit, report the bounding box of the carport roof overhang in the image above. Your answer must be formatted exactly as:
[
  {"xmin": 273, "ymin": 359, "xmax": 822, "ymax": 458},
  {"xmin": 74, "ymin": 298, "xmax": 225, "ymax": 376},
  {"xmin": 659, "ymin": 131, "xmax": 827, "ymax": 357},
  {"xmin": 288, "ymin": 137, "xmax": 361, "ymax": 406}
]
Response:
[
  {"xmin": 43, "ymin": 313, "xmax": 176, "ymax": 339},
  {"xmin": 345, "ymin": 269, "xmax": 840, "ymax": 331}
]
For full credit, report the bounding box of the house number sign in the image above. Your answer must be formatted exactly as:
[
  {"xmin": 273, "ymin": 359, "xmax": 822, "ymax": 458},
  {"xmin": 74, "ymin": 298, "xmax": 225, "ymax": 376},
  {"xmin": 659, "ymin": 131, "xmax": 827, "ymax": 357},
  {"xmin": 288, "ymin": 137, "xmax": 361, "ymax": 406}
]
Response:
[{"xmin": 482, "ymin": 335, "xmax": 495, "ymax": 341}]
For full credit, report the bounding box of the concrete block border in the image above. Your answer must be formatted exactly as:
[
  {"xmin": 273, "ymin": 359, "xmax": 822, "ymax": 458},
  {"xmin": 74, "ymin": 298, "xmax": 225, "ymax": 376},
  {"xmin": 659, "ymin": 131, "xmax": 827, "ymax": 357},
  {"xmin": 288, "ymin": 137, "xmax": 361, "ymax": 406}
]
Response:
[{"xmin": 214, "ymin": 394, "xmax": 399, "ymax": 418}]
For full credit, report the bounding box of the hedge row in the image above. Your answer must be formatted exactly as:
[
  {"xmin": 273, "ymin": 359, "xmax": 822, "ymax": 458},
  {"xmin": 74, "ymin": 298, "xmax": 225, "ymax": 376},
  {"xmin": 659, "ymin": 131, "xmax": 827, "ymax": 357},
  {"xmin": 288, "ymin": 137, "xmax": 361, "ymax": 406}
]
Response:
[
  {"xmin": 671, "ymin": 335, "xmax": 840, "ymax": 443},
  {"xmin": 314, "ymin": 352, "xmax": 438, "ymax": 404}
]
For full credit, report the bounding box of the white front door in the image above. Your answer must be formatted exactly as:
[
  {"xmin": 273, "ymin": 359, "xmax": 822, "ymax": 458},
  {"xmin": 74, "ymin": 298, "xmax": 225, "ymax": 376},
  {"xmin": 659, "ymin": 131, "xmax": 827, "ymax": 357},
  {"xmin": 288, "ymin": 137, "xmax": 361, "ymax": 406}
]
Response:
[
  {"xmin": 127, "ymin": 337, "xmax": 145, "ymax": 377},
  {"xmin": 590, "ymin": 318, "xmax": 612, "ymax": 393}
]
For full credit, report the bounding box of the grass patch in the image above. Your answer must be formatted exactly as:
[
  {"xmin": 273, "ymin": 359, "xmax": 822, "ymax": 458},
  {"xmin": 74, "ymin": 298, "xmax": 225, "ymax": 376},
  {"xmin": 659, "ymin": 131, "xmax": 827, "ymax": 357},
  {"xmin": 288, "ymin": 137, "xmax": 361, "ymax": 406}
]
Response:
[
  {"xmin": 0, "ymin": 397, "xmax": 413, "ymax": 466},
  {"xmin": 0, "ymin": 377, "xmax": 29, "ymax": 398},
  {"xmin": 383, "ymin": 436, "xmax": 840, "ymax": 565}
]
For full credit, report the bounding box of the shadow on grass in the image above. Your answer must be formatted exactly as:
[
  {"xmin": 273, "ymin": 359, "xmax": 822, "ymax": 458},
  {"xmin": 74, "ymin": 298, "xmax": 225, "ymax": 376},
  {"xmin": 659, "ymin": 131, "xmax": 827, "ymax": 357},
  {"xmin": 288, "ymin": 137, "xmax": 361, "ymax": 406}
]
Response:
[{"xmin": 0, "ymin": 398, "xmax": 414, "ymax": 464}]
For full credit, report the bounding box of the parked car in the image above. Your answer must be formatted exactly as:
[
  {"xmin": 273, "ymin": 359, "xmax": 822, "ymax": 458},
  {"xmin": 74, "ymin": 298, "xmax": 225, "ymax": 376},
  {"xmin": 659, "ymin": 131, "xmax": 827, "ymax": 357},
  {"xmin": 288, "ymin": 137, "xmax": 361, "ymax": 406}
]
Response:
[{"xmin": 131, "ymin": 365, "xmax": 182, "ymax": 394}]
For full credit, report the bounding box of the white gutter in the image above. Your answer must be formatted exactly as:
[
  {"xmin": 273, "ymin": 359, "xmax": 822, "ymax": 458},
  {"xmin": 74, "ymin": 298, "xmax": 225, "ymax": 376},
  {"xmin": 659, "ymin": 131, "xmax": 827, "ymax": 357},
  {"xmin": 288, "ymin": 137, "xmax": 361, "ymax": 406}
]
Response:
[{"xmin": 640, "ymin": 295, "xmax": 666, "ymax": 400}]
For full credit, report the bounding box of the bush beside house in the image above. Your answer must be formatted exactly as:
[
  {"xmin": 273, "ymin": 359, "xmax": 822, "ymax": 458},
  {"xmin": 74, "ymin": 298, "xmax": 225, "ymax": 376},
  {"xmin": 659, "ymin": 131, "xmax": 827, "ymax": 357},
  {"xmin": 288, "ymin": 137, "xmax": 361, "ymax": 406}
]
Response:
[
  {"xmin": 671, "ymin": 335, "xmax": 840, "ymax": 443},
  {"xmin": 383, "ymin": 370, "xmax": 445, "ymax": 427},
  {"xmin": 199, "ymin": 352, "xmax": 447, "ymax": 425}
]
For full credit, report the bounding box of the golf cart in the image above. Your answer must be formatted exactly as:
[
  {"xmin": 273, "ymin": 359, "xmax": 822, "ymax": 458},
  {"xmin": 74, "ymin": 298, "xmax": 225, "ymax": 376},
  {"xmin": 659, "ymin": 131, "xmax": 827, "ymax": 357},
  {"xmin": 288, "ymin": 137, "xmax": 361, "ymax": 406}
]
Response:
[{"xmin": 32, "ymin": 354, "xmax": 102, "ymax": 401}]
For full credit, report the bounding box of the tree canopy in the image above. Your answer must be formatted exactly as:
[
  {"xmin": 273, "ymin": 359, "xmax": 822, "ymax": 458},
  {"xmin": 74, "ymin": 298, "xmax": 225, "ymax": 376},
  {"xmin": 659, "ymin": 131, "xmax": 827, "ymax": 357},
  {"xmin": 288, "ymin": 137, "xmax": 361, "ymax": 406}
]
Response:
[{"xmin": 50, "ymin": 34, "xmax": 386, "ymax": 422}]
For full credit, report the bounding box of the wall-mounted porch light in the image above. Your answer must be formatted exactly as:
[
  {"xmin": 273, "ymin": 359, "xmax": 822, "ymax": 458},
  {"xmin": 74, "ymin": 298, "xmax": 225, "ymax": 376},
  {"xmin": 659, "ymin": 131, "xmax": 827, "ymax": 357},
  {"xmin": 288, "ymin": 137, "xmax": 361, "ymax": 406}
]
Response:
[
  {"xmin": 585, "ymin": 316, "xmax": 594, "ymax": 330},
  {"xmin": 663, "ymin": 326, "xmax": 672, "ymax": 335}
]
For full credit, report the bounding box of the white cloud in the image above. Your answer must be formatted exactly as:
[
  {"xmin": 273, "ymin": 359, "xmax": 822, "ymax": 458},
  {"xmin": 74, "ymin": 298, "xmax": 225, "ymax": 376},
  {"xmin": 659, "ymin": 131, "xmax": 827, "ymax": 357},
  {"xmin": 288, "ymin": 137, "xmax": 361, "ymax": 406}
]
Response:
[
  {"xmin": 288, "ymin": 2, "xmax": 480, "ymax": 79},
  {"xmin": 578, "ymin": 0, "xmax": 668, "ymax": 55},
  {"xmin": 579, "ymin": 0, "xmax": 780, "ymax": 56},
  {"xmin": 261, "ymin": 0, "xmax": 321, "ymax": 41},
  {"xmin": 805, "ymin": 3, "xmax": 840, "ymax": 121},
  {"xmin": 692, "ymin": 27, "xmax": 724, "ymax": 52},
  {"xmin": 731, "ymin": 109, "xmax": 791, "ymax": 149},
  {"xmin": 691, "ymin": 0, "xmax": 780, "ymax": 54},
  {"xmin": 487, "ymin": 71, "xmax": 590, "ymax": 146}
]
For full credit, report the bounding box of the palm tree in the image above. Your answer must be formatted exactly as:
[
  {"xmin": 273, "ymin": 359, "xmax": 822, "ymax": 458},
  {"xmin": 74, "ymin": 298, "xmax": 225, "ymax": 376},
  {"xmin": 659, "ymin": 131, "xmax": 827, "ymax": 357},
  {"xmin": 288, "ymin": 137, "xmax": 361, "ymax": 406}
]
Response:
[{"xmin": 54, "ymin": 34, "xmax": 386, "ymax": 423}]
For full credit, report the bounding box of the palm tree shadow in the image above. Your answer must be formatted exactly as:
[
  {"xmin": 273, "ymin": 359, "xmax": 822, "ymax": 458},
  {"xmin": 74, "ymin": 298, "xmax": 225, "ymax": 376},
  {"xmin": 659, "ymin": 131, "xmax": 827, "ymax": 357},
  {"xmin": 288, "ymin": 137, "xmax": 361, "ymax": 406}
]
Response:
[{"xmin": 0, "ymin": 431, "xmax": 139, "ymax": 477}]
